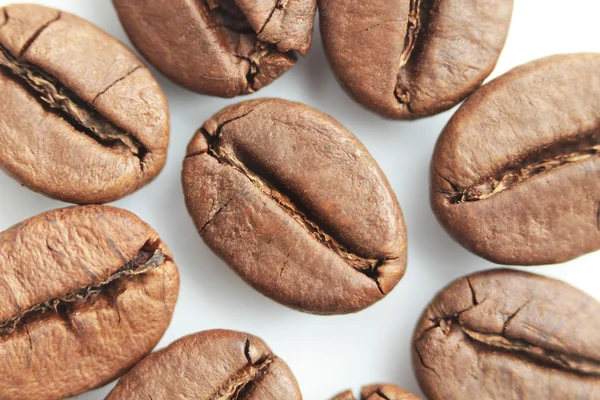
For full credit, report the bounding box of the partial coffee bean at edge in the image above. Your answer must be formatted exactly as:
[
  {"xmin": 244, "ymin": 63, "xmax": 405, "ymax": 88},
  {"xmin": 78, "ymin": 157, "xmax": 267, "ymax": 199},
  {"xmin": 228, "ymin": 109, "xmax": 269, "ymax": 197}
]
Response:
[
  {"xmin": 413, "ymin": 269, "xmax": 600, "ymax": 400},
  {"xmin": 0, "ymin": 205, "xmax": 179, "ymax": 400},
  {"xmin": 431, "ymin": 53, "xmax": 600, "ymax": 265},
  {"xmin": 0, "ymin": 4, "xmax": 169, "ymax": 204},
  {"xmin": 113, "ymin": 0, "xmax": 317, "ymax": 97},
  {"xmin": 332, "ymin": 384, "xmax": 422, "ymax": 400},
  {"xmin": 319, "ymin": 0, "xmax": 514, "ymax": 119},
  {"xmin": 182, "ymin": 98, "xmax": 407, "ymax": 315},
  {"xmin": 106, "ymin": 329, "xmax": 302, "ymax": 399}
]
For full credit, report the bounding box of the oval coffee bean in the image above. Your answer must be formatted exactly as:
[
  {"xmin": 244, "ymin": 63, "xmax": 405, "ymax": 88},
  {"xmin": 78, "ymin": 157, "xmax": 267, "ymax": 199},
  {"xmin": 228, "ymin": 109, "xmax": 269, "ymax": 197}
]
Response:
[
  {"xmin": 113, "ymin": 0, "xmax": 316, "ymax": 97},
  {"xmin": 319, "ymin": 0, "xmax": 513, "ymax": 119},
  {"xmin": 431, "ymin": 53, "xmax": 600, "ymax": 265},
  {"xmin": 182, "ymin": 99, "xmax": 407, "ymax": 315},
  {"xmin": 107, "ymin": 329, "xmax": 302, "ymax": 399},
  {"xmin": 0, "ymin": 4, "xmax": 169, "ymax": 204},
  {"xmin": 412, "ymin": 269, "xmax": 600, "ymax": 399},
  {"xmin": 0, "ymin": 206, "xmax": 179, "ymax": 400},
  {"xmin": 332, "ymin": 384, "xmax": 422, "ymax": 400}
]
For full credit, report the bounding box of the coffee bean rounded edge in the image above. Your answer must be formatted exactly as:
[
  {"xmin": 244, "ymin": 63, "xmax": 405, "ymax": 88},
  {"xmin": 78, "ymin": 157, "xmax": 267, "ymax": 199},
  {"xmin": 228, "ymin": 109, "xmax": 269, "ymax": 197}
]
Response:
[
  {"xmin": 412, "ymin": 269, "xmax": 600, "ymax": 400},
  {"xmin": 0, "ymin": 205, "xmax": 180, "ymax": 400},
  {"xmin": 431, "ymin": 53, "xmax": 600, "ymax": 265},
  {"xmin": 113, "ymin": 0, "xmax": 317, "ymax": 97},
  {"xmin": 182, "ymin": 98, "xmax": 407, "ymax": 315},
  {"xmin": 0, "ymin": 3, "xmax": 170, "ymax": 204},
  {"xmin": 106, "ymin": 329, "xmax": 302, "ymax": 399},
  {"xmin": 331, "ymin": 383, "xmax": 422, "ymax": 400},
  {"xmin": 319, "ymin": 0, "xmax": 514, "ymax": 119}
]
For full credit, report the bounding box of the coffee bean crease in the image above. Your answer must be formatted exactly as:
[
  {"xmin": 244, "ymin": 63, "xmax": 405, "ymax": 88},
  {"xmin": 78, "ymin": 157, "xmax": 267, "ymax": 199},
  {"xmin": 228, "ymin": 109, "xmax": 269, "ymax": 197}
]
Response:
[
  {"xmin": 195, "ymin": 111, "xmax": 392, "ymax": 294},
  {"xmin": 0, "ymin": 245, "xmax": 166, "ymax": 335},
  {"xmin": 445, "ymin": 129, "xmax": 600, "ymax": 204}
]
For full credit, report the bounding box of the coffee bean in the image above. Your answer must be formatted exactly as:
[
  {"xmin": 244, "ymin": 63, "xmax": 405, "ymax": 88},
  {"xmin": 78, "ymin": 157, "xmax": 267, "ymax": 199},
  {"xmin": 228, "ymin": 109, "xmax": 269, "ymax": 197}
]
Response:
[
  {"xmin": 0, "ymin": 206, "xmax": 179, "ymax": 400},
  {"xmin": 106, "ymin": 329, "xmax": 302, "ymax": 399},
  {"xmin": 431, "ymin": 53, "xmax": 600, "ymax": 265},
  {"xmin": 332, "ymin": 384, "xmax": 422, "ymax": 400},
  {"xmin": 182, "ymin": 99, "xmax": 407, "ymax": 315},
  {"xmin": 113, "ymin": 0, "xmax": 317, "ymax": 97},
  {"xmin": 412, "ymin": 269, "xmax": 600, "ymax": 399},
  {"xmin": 0, "ymin": 4, "xmax": 169, "ymax": 204},
  {"xmin": 318, "ymin": 0, "xmax": 513, "ymax": 119}
]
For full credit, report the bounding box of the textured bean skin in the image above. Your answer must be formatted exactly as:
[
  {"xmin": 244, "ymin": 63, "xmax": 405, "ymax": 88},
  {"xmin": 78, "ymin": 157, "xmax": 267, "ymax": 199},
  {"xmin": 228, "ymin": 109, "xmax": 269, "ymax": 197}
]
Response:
[
  {"xmin": 0, "ymin": 4, "xmax": 169, "ymax": 204},
  {"xmin": 431, "ymin": 54, "xmax": 600, "ymax": 265},
  {"xmin": 0, "ymin": 206, "xmax": 179, "ymax": 400},
  {"xmin": 319, "ymin": 0, "xmax": 513, "ymax": 119},
  {"xmin": 182, "ymin": 99, "xmax": 407, "ymax": 315},
  {"xmin": 413, "ymin": 269, "xmax": 600, "ymax": 399},
  {"xmin": 113, "ymin": 0, "xmax": 316, "ymax": 97},
  {"xmin": 106, "ymin": 330, "xmax": 302, "ymax": 399},
  {"xmin": 332, "ymin": 384, "xmax": 422, "ymax": 400}
]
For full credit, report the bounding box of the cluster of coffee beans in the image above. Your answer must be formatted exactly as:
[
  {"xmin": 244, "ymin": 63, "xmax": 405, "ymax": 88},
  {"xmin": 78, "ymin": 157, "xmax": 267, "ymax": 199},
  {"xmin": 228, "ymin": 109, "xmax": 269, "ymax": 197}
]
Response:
[{"xmin": 0, "ymin": 1, "xmax": 598, "ymax": 399}]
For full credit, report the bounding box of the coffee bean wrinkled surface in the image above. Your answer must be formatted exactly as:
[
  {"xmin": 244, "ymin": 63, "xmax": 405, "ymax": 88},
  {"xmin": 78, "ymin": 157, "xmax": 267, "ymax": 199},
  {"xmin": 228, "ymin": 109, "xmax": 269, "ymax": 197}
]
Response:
[
  {"xmin": 107, "ymin": 329, "xmax": 302, "ymax": 399},
  {"xmin": 319, "ymin": 0, "xmax": 513, "ymax": 119},
  {"xmin": 431, "ymin": 53, "xmax": 600, "ymax": 265},
  {"xmin": 113, "ymin": 0, "xmax": 316, "ymax": 97},
  {"xmin": 0, "ymin": 4, "xmax": 170, "ymax": 204},
  {"xmin": 332, "ymin": 383, "xmax": 422, "ymax": 400},
  {"xmin": 0, "ymin": 206, "xmax": 179, "ymax": 400},
  {"xmin": 413, "ymin": 269, "xmax": 600, "ymax": 399},
  {"xmin": 183, "ymin": 98, "xmax": 407, "ymax": 315}
]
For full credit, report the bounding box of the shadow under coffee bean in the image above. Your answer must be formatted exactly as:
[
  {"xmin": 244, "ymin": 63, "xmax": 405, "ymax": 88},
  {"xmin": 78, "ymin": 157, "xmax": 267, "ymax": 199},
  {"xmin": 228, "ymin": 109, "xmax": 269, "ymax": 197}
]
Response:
[
  {"xmin": 0, "ymin": 4, "xmax": 170, "ymax": 204},
  {"xmin": 431, "ymin": 53, "xmax": 600, "ymax": 265},
  {"xmin": 182, "ymin": 98, "xmax": 407, "ymax": 315},
  {"xmin": 0, "ymin": 206, "xmax": 179, "ymax": 400}
]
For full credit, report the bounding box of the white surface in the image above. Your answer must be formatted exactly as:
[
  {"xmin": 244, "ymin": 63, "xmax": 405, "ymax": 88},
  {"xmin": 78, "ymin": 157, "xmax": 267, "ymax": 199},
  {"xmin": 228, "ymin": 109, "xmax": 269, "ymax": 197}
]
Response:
[{"xmin": 0, "ymin": 1, "xmax": 599, "ymax": 398}]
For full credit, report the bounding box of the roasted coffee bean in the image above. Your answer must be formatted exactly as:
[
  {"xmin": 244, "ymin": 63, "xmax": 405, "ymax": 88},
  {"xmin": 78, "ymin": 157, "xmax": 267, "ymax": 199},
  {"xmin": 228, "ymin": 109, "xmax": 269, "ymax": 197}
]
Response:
[
  {"xmin": 0, "ymin": 4, "xmax": 169, "ymax": 204},
  {"xmin": 113, "ymin": 0, "xmax": 316, "ymax": 97},
  {"xmin": 412, "ymin": 269, "xmax": 600, "ymax": 400},
  {"xmin": 332, "ymin": 384, "xmax": 422, "ymax": 400},
  {"xmin": 106, "ymin": 329, "xmax": 302, "ymax": 399},
  {"xmin": 182, "ymin": 99, "xmax": 407, "ymax": 315},
  {"xmin": 319, "ymin": 0, "xmax": 513, "ymax": 119},
  {"xmin": 431, "ymin": 53, "xmax": 600, "ymax": 265},
  {"xmin": 0, "ymin": 206, "xmax": 179, "ymax": 400}
]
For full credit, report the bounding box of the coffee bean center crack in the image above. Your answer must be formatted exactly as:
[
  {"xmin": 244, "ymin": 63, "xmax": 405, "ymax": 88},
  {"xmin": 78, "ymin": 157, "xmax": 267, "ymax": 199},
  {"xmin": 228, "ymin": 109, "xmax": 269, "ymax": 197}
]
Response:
[
  {"xmin": 0, "ymin": 39, "xmax": 148, "ymax": 162},
  {"xmin": 210, "ymin": 339, "xmax": 273, "ymax": 400},
  {"xmin": 444, "ymin": 129, "xmax": 600, "ymax": 204},
  {"xmin": 0, "ymin": 245, "xmax": 166, "ymax": 334},
  {"xmin": 415, "ymin": 278, "xmax": 600, "ymax": 377},
  {"xmin": 192, "ymin": 111, "xmax": 391, "ymax": 294}
]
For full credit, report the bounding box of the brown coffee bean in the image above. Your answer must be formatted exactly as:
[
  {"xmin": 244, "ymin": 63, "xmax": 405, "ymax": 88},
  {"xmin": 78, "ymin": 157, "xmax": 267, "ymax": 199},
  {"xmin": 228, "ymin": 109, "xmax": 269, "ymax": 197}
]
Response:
[
  {"xmin": 413, "ymin": 269, "xmax": 600, "ymax": 399},
  {"xmin": 0, "ymin": 4, "xmax": 169, "ymax": 204},
  {"xmin": 332, "ymin": 384, "xmax": 422, "ymax": 400},
  {"xmin": 0, "ymin": 206, "xmax": 179, "ymax": 400},
  {"xmin": 106, "ymin": 329, "xmax": 302, "ymax": 399},
  {"xmin": 318, "ymin": 0, "xmax": 513, "ymax": 119},
  {"xmin": 113, "ymin": 0, "xmax": 317, "ymax": 97},
  {"xmin": 431, "ymin": 53, "xmax": 600, "ymax": 265},
  {"xmin": 182, "ymin": 98, "xmax": 407, "ymax": 315}
]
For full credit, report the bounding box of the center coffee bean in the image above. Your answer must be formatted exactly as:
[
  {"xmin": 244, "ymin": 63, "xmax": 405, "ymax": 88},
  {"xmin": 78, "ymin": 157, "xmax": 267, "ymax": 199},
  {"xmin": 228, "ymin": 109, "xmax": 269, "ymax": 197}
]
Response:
[
  {"xmin": 431, "ymin": 53, "xmax": 600, "ymax": 265},
  {"xmin": 412, "ymin": 269, "xmax": 600, "ymax": 399},
  {"xmin": 319, "ymin": 0, "xmax": 513, "ymax": 119},
  {"xmin": 332, "ymin": 384, "xmax": 422, "ymax": 400},
  {"xmin": 106, "ymin": 329, "xmax": 302, "ymax": 399},
  {"xmin": 182, "ymin": 98, "xmax": 407, "ymax": 315},
  {"xmin": 113, "ymin": 0, "xmax": 317, "ymax": 97},
  {"xmin": 0, "ymin": 4, "xmax": 170, "ymax": 204},
  {"xmin": 0, "ymin": 206, "xmax": 179, "ymax": 400}
]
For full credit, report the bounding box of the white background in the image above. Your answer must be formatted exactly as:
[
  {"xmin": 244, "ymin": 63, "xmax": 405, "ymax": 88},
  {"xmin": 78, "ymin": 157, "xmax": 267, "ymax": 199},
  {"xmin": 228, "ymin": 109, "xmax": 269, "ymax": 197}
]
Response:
[{"xmin": 1, "ymin": 1, "xmax": 599, "ymax": 399}]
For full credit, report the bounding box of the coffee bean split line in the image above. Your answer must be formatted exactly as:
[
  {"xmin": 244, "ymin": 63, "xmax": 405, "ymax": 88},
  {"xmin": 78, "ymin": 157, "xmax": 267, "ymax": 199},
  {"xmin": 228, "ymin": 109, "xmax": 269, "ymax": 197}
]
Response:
[
  {"xmin": 445, "ymin": 129, "xmax": 600, "ymax": 204},
  {"xmin": 0, "ymin": 44, "xmax": 147, "ymax": 162},
  {"xmin": 0, "ymin": 246, "xmax": 165, "ymax": 335},
  {"xmin": 197, "ymin": 112, "xmax": 392, "ymax": 294}
]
